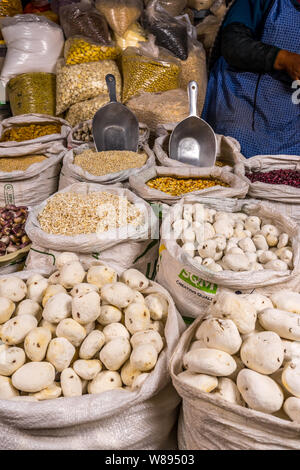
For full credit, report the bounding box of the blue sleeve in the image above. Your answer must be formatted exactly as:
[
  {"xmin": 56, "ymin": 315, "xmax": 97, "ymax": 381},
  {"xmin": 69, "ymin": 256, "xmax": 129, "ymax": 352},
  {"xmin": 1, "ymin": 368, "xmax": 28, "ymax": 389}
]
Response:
[{"xmin": 223, "ymin": 0, "xmax": 273, "ymax": 33}]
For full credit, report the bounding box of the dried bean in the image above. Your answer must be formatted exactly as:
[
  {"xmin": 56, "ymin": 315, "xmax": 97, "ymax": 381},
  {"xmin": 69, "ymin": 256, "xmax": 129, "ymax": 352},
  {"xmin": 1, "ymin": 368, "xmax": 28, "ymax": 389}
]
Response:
[
  {"xmin": 1, "ymin": 124, "xmax": 61, "ymax": 142},
  {"xmin": 147, "ymin": 176, "xmax": 229, "ymax": 196},
  {"xmin": 246, "ymin": 169, "xmax": 300, "ymax": 188}
]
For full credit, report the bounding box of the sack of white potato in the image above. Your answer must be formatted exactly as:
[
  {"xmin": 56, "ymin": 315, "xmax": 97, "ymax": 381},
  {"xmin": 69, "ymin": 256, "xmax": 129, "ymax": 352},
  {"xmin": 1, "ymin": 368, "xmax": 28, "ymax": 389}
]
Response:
[
  {"xmin": 129, "ymin": 165, "xmax": 249, "ymax": 204},
  {"xmin": 0, "ymin": 261, "xmax": 185, "ymax": 450},
  {"xmin": 25, "ymin": 182, "xmax": 159, "ymax": 277},
  {"xmin": 171, "ymin": 289, "xmax": 300, "ymax": 450},
  {"xmin": 156, "ymin": 196, "xmax": 300, "ymax": 319},
  {"xmin": 58, "ymin": 143, "xmax": 155, "ymax": 188},
  {"xmin": 154, "ymin": 123, "xmax": 246, "ymax": 170},
  {"xmin": 0, "ymin": 142, "xmax": 66, "ymax": 207}
]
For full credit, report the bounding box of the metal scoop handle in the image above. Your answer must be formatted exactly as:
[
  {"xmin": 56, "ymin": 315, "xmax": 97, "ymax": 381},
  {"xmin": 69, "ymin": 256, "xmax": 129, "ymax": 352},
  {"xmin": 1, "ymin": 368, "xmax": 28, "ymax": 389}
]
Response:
[
  {"xmin": 106, "ymin": 74, "xmax": 117, "ymax": 103},
  {"xmin": 188, "ymin": 80, "xmax": 199, "ymax": 118}
]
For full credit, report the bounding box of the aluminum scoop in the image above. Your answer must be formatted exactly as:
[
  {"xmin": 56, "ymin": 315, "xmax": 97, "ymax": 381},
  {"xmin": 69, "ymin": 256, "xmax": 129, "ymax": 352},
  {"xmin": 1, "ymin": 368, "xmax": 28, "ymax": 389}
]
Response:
[
  {"xmin": 92, "ymin": 74, "xmax": 139, "ymax": 152},
  {"xmin": 169, "ymin": 80, "xmax": 217, "ymax": 167}
]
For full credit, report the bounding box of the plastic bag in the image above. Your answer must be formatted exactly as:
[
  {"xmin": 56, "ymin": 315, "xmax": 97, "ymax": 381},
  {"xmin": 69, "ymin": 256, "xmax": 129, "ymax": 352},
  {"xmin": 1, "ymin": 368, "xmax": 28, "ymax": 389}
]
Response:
[
  {"xmin": 65, "ymin": 95, "xmax": 109, "ymax": 127},
  {"xmin": 143, "ymin": 0, "xmax": 189, "ymax": 60},
  {"xmin": 121, "ymin": 38, "xmax": 180, "ymax": 103},
  {"xmin": 126, "ymin": 89, "xmax": 188, "ymax": 131},
  {"xmin": 51, "ymin": 0, "xmax": 80, "ymax": 14},
  {"xmin": 95, "ymin": 0, "xmax": 142, "ymax": 37},
  {"xmin": 0, "ymin": 0, "xmax": 22, "ymax": 16},
  {"xmin": 187, "ymin": 0, "xmax": 214, "ymax": 9},
  {"xmin": 180, "ymin": 40, "xmax": 207, "ymax": 113},
  {"xmin": 158, "ymin": 0, "xmax": 187, "ymax": 16},
  {"xmin": 64, "ymin": 36, "xmax": 121, "ymax": 65},
  {"xmin": 56, "ymin": 59, "xmax": 121, "ymax": 115},
  {"xmin": 60, "ymin": 2, "xmax": 111, "ymax": 44},
  {"xmin": 7, "ymin": 73, "xmax": 56, "ymax": 116},
  {"xmin": 0, "ymin": 14, "xmax": 64, "ymax": 85},
  {"xmin": 114, "ymin": 22, "xmax": 147, "ymax": 50}
]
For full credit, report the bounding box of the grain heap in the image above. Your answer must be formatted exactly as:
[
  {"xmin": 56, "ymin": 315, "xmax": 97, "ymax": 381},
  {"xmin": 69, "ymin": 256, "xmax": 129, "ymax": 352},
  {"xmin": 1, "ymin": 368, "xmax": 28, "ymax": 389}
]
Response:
[
  {"xmin": 0, "ymin": 155, "xmax": 46, "ymax": 172},
  {"xmin": 146, "ymin": 176, "xmax": 229, "ymax": 196},
  {"xmin": 74, "ymin": 149, "xmax": 148, "ymax": 176},
  {"xmin": 1, "ymin": 124, "xmax": 61, "ymax": 142},
  {"xmin": 38, "ymin": 191, "xmax": 144, "ymax": 235}
]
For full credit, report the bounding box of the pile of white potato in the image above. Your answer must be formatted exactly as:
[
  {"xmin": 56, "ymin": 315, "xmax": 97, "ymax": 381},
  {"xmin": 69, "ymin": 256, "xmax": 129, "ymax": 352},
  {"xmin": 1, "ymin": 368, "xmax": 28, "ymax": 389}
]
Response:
[
  {"xmin": 172, "ymin": 203, "xmax": 293, "ymax": 272},
  {"xmin": 0, "ymin": 253, "xmax": 168, "ymax": 401},
  {"xmin": 179, "ymin": 290, "xmax": 300, "ymax": 423}
]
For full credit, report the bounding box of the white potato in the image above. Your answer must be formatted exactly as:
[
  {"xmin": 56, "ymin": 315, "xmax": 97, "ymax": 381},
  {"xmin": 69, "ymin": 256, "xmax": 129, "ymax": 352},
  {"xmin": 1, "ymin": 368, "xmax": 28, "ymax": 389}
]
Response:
[
  {"xmin": 241, "ymin": 293, "xmax": 273, "ymax": 313},
  {"xmin": 72, "ymin": 291, "xmax": 101, "ymax": 325},
  {"xmin": 228, "ymin": 355, "xmax": 245, "ymax": 382},
  {"xmin": 1, "ymin": 314, "xmax": 37, "ymax": 345},
  {"xmin": 258, "ymin": 308, "xmax": 300, "ymax": 341},
  {"xmin": 270, "ymin": 368, "xmax": 291, "ymax": 399},
  {"xmin": 277, "ymin": 233, "xmax": 289, "ymax": 249},
  {"xmin": 100, "ymin": 337, "xmax": 131, "ymax": 370},
  {"xmin": 195, "ymin": 318, "xmax": 241, "ymax": 355},
  {"xmin": 240, "ymin": 331, "xmax": 284, "ymax": 374},
  {"xmin": 130, "ymin": 343, "xmax": 158, "ymax": 372},
  {"xmin": 244, "ymin": 216, "xmax": 261, "ymax": 235},
  {"xmin": 16, "ymin": 299, "xmax": 42, "ymax": 320},
  {"xmin": 145, "ymin": 293, "xmax": 168, "ymax": 321},
  {"xmin": 42, "ymin": 284, "xmax": 66, "ymax": 307},
  {"xmin": 56, "ymin": 319, "xmax": 86, "ymax": 347},
  {"xmin": 237, "ymin": 369, "xmax": 283, "ymax": 413},
  {"xmin": 183, "ymin": 348, "xmax": 236, "ymax": 377},
  {"xmin": 87, "ymin": 265, "xmax": 117, "ymax": 288},
  {"xmin": 238, "ymin": 237, "xmax": 256, "ymax": 253},
  {"xmin": 59, "ymin": 261, "xmax": 85, "ymax": 289},
  {"xmin": 73, "ymin": 359, "xmax": 102, "ymax": 380},
  {"xmin": 12, "ymin": 362, "xmax": 55, "ymax": 393},
  {"xmin": 24, "ymin": 327, "xmax": 51, "ymax": 362},
  {"xmin": 121, "ymin": 360, "xmax": 142, "ymax": 386},
  {"xmin": 79, "ymin": 330, "xmax": 105, "ymax": 359},
  {"xmin": 264, "ymin": 260, "xmax": 288, "ymax": 271},
  {"xmin": 222, "ymin": 253, "xmax": 250, "ymax": 271},
  {"xmin": 39, "ymin": 319, "xmax": 56, "ymax": 337},
  {"xmin": 70, "ymin": 283, "xmax": 98, "ymax": 298},
  {"xmin": 178, "ymin": 371, "xmax": 218, "ymax": 392},
  {"xmin": 55, "ymin": 252, "xmax": 79, "ymax": 270},
  {"xmin": 85, "ymin": 321, "xmax": 95, "ymax": 335},
  {"xmin": 130, "ymin": 330, "xmax": 163, "ymax": 354},
  {"xmin": 46, "ymin": 337, "xmax": 75, "ymax": 372},
  {"xmin": 270, "ymin": 291, "xmax": 300, "ymax": 314},
  {"xmin": 0, "ymin": 376, "xmax": 19, "ymax": 398},
  {"xmin": 212, "ymin": 378, "xmax": 244, "ymax": 406},
  {"xmin": 131, "ymin": 372, "xmax": 149, "ymax": 390},
  {"xmin": 189, "ymin": 339, "xmax": 207, "ymax": 351},
  {"xmin": 124, "ymin": 303, "xmax": 151, "ymax": 335},
  {"xmin": 0, "ymin": 345, "xmax": 25, "ymax": 376},
  {"xmin": 48, "ymin": 271, "xmax": 60, "ymax": 284},
  {"xmin": 282, "ymin": 362, "xmax": 300, "ymax": 397},
  {"xmin": 27, "ymin": 278, "xmax": 48, "ymax": 304},
  {"xmin": 0, "ymin": 297, "xmax": 15, "ymax": 324},
  {"xmin": 284, "ymin": 397, "xmax": 300, "ymax": 423},
  {"xmin": 88, "ymin": 371, "xmax": 122, "ymax": 394},
  {"xmin": 0, "ymin": 277, "xmax": 27, "ymax": 302},
  {"xmin": 31, "ymin": 382, "xmax": 62, "ymax": 400},
  {"xmin": 132, "ymin": 291, "xmax": 145, "ymax": 304},
  {"xmin": 148, "ymin": 320, "xmax": 164, "ymax": 336},
  {"xmin": 121, "ymin": 269, "xmax": 149, "ymax": 292},
  {"xmin": 42, "ymin": 293, "xmax": 72, "ymax": 324},
  {"xmin": 101, "ymin": 282, "xmax": 135, "ymax": 309},
  {"xmin": 182, "ymin": 242, "xmax": 195, "ymax": 257},
  {"xmin": 282, "ymin": 339, "xmax": 300, "ymax": 364},
  {"xmin": 102, "ymin": 323, "xmax": 130, "ymax": 343},
  {"xmin": 97, "ymin": 305, "xmax": 122, "ymax": 326},
  {"xmin": 61, "ymin": 367, "xmax": 82, "ymax": 397},
  {"xmin": 252, "ymin": 234, "xmax": 268, "ymax": 251}
]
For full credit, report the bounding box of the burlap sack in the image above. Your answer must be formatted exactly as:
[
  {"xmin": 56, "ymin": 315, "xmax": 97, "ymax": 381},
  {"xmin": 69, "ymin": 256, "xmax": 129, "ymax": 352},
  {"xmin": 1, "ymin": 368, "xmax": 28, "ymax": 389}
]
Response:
[
  {"xmin": 0, "ymin": 114, "xmax": 71, "ymax": 150},
  {"xmin": 0, "ymin": 269, "xmax": 185, "ymax": 450},
  {"xmin": 154, "ymin": 123, "xmax": 246, "ymax": 169},
  {"xmin": 129, "ymin": 165, "xmax": 249, "ymax": 204},
  {"xmin": 25, "ymin": 182, "xmax": 159, "ymax": 276},
  {"xmin": 156, "ymin": 196, "xmax": 300, "ymax": 319},
  {"xmin": 67, "ymin": 120, "xmax": 150, "ymax": 149},
  {"xmin": 235, "ymin": 154, "xmax": 300, "ymax": 203},
  {"xmin": 170, "ymin": 313, "xmax": 300, "ymax": 450},
  {"xmin": 59, "ymin": 143, "xmax": 156, "ymax": 189},
  {"xmin": 0, "ymin": 142, "xmax": 66, "ymax": 206}
]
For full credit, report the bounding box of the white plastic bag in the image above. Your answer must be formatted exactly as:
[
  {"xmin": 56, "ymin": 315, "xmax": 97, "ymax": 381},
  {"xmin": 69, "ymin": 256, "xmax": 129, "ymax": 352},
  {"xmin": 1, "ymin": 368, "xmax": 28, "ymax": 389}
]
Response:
[{"xmin": 0, "ymin": 15, "xmax": 64, "ymax": 85}]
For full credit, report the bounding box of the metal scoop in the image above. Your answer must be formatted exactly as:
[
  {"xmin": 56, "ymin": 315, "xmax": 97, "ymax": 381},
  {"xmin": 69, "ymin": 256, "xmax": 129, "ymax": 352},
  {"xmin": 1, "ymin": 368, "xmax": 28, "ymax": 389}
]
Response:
[
  {"xmin": 92, "ymin": 74, "xmax": 139, "ymax": 152},
  {"xmin": 169, "ymin": 80, "xmax": 217, "ymax": 167}
]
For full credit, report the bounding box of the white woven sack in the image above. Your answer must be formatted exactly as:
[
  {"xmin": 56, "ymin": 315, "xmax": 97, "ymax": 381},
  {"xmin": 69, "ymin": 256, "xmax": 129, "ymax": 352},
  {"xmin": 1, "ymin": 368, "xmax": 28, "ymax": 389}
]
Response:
[
  {"xmin": 170, "ymin": 312, "xmax": 300, "ymax": 450},
  {"xmin": 67, "ymin": 120, "xmax": 150, "ymax": 149},
  {"xmin": 156, "ymin": 196, "xmax": 300, "ymax": 319},
  {"xmin": 235, "ymin": 154, "xmax": 300, "ymax": 203},
  {"xmin": 0, "ymin": 114, "xmax": 71, "ymax": 150},
  {"xmin": 129, "ymin": 165, "xmax": 249, "ymax": 204},
  {"xmin": 154, "ymin": 123, "xmax": 246, "ymax": 169},
  {"xmin": 59, "ymin": 143, "xmax": 156, "ymax": 189},
  {"xmin": 0, "ymin": 142, "xmax": 66, "ymax": 206},
  {"xmin": 0, "ymin": 269, "xmax": 185, "ymax": 450}
]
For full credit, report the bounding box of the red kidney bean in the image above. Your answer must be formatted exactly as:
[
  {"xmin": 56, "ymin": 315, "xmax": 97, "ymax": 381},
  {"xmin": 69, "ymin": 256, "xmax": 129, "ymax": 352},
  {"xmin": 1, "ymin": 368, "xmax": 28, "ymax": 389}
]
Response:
[{"xmin": 246, "ymin": 169, "xmax": 300, "ymax": 188}]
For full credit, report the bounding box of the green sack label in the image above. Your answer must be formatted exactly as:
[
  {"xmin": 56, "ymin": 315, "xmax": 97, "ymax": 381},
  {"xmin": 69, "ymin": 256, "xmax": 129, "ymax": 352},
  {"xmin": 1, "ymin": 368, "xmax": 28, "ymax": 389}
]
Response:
[{"xmin": 178, "ymin": 268, "xmax": 218, "ymax": 294}]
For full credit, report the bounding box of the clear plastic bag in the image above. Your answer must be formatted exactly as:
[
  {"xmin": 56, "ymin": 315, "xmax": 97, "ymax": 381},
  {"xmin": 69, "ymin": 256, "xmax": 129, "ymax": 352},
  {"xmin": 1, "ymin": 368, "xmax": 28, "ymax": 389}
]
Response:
[
  {"xmin": 64, "ymin": 36, "xmax": 121, "ymax": 64},
  {"xmin": 51, "ymin": 0, "xmax": 80, "ymax": 14},
  {"xmin": 158, "ymin": 0, "xmax": 187, "ymax": 16},
  {"xmin": 65, "ymin": 95, "xmax": 109, "ymax": 126},
  {"xmin": 56, "ymin": 59, "xmax": 121, "ymax": 115},
  {"xmin": 7, "ymin": 73, "xmax": 56, "ymax": 116},
  {"xmin": 0, "ymin": 14, "xmax": 64, "ymax": 85},
  {"xmin": 187, "ymin": 0, "xmax": 214, "ymax": 10},
  {"xmin": 143, "ymin": 0, "xmax": 189, "ymax": 60},
  {"xmin": 60, "ymin": 2, "xmax": 111, "ymax": 44},
  {"xmin": 95, "ymin": 0, "xmax": 143, "ymax": 37},
  {"xmin": 114, "ymin": 22, "xmax": 147, "ymax": 50},
  {"xmin": 121, "ymin": 37, "xmax": 180, "ymax": 103}
]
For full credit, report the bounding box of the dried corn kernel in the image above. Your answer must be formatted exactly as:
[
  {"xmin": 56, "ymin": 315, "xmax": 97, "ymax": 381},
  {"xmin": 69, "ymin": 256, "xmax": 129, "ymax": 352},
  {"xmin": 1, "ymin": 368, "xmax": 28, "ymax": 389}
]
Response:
[
  {"xmin": 74, "ymin": 149, "xmax": 148, "ymax": 176},
  {"xmin": 64, "ymin": 37, "xmax": 121, "ymax": 65},
  {"xmin": 1, "ymin": 123, "xmax": 61, "ymax": 142},
  {"xmin": 146, "ymin": 176, "xmax": 229, "ymax": 196},
  {"xmin": 0, "ymin": 155, "xmax": 47, "ymax": 172}
]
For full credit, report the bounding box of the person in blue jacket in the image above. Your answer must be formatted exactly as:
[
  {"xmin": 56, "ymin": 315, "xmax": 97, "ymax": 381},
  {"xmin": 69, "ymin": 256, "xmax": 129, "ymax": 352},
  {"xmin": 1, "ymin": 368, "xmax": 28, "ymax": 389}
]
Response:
[{"xmin": 202, "ymin": 0, "xmax": 300, "ymax": 158}]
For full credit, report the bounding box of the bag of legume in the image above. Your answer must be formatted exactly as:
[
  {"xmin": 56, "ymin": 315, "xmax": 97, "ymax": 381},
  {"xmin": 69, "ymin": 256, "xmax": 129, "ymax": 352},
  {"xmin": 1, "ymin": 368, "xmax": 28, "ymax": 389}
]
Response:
[
  {"xmin": 129, "ymin": 166, "xmax": 249, "ymax": 204},
  {"xmin": 67, "ymin": 120, "xmax": 150, "ymax": 149},
  {"xmin": 156, "ymin": 196, "xmax": 300, "ymax": 320},
  {"xmin": 126, "ymin": 89, "xmax": 189, "ymax": 132},
  {"xmin": 25, "ymin": 182, "xmax": 160, "ymax": 276},
  {"xmin": 158, "ymin": 0, "xmax": 187, "ymax": 16},
  {"xmin": 64, "ymin": 36, "xmax": 121, "ymax": 65},
  {"xmin": 0, "ymin": 15, "xmax": 64, "ymax": 86},
  {"xmin": 154, "ymin": 123, "xmax": 246, "ymax": 169},
  {"xmin": 59, "ymin": 143, "xmax": 155, "ymax": 188},
  {"xmin": 95, "ymin": 0, "xmax": 142, "ymax": 37},
  {"xmin": 114, "ymin": 22, "xmax": 147, "ymax": 50},
  {"xmin": 0, "ymin": 114, "xmax": 71, "ymax": 150},
  {"xmin": 7, "ymin": 73, "xmax": 56, "ymax": 117},
  {"xmin": 0, "ymin": 141, "xmax": 66, "ymax": 206},
  {"xmin": 65, "ymin": 95, "xmax": 109, "ymax": 127},
  {"xmin": 121, "ymin": 38, "xmax": 180, "ymax": 103},
  {"xmin": 56, "ymin": 59, "xmax": 121, "ymax": 115},
  {"xmin": 0, "ymin": 267, "xmax": 184, "ymax": 450}
]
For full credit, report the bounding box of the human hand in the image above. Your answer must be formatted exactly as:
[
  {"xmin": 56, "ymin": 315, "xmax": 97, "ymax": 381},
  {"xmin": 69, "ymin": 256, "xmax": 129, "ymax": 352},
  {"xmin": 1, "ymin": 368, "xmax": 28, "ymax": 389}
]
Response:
[{"xmin": 274, "ymin": 50, "xmax": 300, "ymax": 80}]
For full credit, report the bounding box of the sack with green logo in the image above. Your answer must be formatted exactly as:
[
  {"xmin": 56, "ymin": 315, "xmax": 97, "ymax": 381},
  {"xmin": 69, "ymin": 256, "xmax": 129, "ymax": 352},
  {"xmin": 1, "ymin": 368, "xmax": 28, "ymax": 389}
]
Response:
[{"xmin": 156, "ymin": 196, "xmax": 300, "ymax": 320}]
